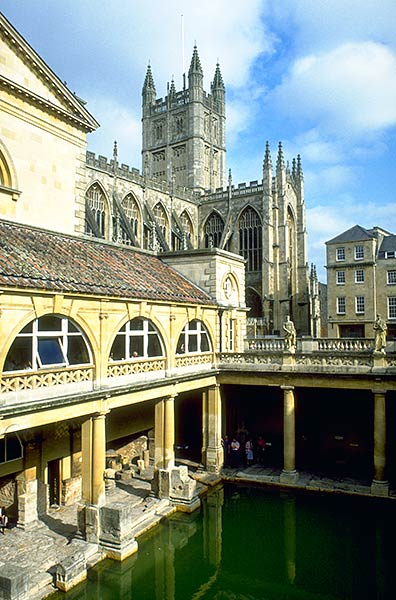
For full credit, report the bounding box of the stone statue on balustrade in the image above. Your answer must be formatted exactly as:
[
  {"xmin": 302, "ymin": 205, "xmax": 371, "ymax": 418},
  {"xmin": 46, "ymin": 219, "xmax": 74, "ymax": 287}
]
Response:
[
  {"xmin": 373, "ymin": 314, "xmax": 387, "ymax": 353},
  {"xmin": 283, "ymin": 315, "xmax": 296, "ymax": 353}
]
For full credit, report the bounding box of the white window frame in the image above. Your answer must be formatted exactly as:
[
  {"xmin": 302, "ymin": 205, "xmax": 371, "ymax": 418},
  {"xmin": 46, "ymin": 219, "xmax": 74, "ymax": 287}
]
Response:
[
  {"xmin": 387, "ymin": 271, "xmax": 396, "ymax": 285},
  {"xmin": 228, "ymin": 318, "xmax": 235, "ymax": 352},
  {"xmin": 110, "ymin": 318, "xmax": 164, "ymax": 361},
  {"xmin": 336, "ymin": 270, "xmax": 345, "ymax": 285},
  {"xmin": 355, "ymin": 269, "xmax": 364, "ymax": 284},
  {"xmin": 354, "ymin": 245, "xmax": 364, "ymax": 260},
  {"xmin": 336, "ymin": 297, "xmax": 346, "ymax": 314},
  {"xmin": 388, "ymin": 297, "xmax": 396, "ymax": 319},
  {"xmin": 177, "ymin": 320, "xmax": 212, "ymax": 354},
  {"xmin": 336, "ymin": 247, "xmax": 345, "ymax": 262},
  {"xmin": 355, "ymin": 296, "xmax": 365, "ymax": 314},
  {"xmin": 4, "ymin": 316, "xmax": 92, "ymax": 372}
]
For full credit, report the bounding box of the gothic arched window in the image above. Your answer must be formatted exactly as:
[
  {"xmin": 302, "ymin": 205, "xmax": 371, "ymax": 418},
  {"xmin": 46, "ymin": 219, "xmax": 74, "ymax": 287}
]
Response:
[
  {"xmin": 238, "ymin": 207, "xmax": 262, "ymax": 272},
  {"xmin": 4, "ymin": 316, "xmax": 92, "ymax": 372},
  {"xmin": 287, "ymin": 207, "xmax": 296, "ymax": 296},
  {"xmin": 204, "ymin": 212, "xmax": 224, "ymax": 248},
  {"xmin": 110, "ymin": 318, "xmax": 164, "ymax": 360},
  {"xmin": 153, "ymin": 202, "xmax": 168, "ymax": 240},
  {"xmin": 85, "ymin": 183, "xmax": 107, "ymax": 238},
  {"xmin": 173, "ymin": 210, "xmax": 193, "ymax": 250},
  {"xmin": 120, "ymin": 194, "xmax": 141, "ymax": 246},
  {"xmin": 176, "ymin": 320, "xmax": 211, "ymax": 354}
]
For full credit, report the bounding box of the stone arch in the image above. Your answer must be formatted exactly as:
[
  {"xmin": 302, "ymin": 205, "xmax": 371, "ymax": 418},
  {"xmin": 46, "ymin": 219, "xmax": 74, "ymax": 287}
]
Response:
[
  {"xmin": 245, "ymin": 287, "xmax": 262, "ymax": 318},
  {"xmin": 2, "ymin": 314, "xmax": 94, "ymax": 372},
  {"xmin": 203, "ymin": 210, "xmax": 225, "ymax": 248},
  {"xmin": 0, "ymin": 139, "xmax": 18, "ymax": 190},
  {"xmin": 238, "ymin": 205, "xmax": 263, "ymax": 272},
  {"xmin": 153, "ymin": 201, "xmax": 170, "ymax": 243},
  {"xmin": 109, "ymin": 316, "xmax": 166, "ymax": 361},
  {"xmin": 85, "ymin": 181, "xmax": 111, "ymax": 239},
  {"xmin": 175, "ymin": 319, "xmax": 213, "ymax": 354},
  {"xmin": 120, "ymin": 192, "xmax": 142, "ymax": 246},
  {"xmin": 176, "ymin": 209, "xmax": 194, "ymax": 249}
]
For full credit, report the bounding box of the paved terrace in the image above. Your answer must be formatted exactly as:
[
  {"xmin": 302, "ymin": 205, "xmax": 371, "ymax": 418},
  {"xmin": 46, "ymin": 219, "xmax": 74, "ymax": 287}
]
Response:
[{"xmin": 1, "ymin": 464, "xmax": 395, "ymax": 600}]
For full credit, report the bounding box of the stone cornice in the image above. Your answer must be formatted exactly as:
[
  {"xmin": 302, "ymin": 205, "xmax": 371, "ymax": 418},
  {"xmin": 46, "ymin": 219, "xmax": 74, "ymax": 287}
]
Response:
[{"xmin": 0, "ymin": 12, "xmax": 99, "ymax": 131}]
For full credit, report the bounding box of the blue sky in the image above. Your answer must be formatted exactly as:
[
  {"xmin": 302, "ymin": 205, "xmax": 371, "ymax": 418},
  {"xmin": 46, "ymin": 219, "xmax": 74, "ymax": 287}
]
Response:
[{"xmin": 2, "ymin": 0, "xmax": 396, "ymax": 281}]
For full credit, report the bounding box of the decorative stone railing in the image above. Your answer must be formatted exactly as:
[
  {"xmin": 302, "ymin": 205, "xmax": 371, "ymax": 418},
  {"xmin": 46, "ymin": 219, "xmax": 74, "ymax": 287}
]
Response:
[
  {"xmin": 174, "ymin": 352, "xmax": 213, "ymax": 369},
  {"xmin": 0, "ymin": 366, "xmax": 94, "ymax": 404},
  {"xmin": 107, "ymin": 358, "xmax": 166, "ymax": 378}
]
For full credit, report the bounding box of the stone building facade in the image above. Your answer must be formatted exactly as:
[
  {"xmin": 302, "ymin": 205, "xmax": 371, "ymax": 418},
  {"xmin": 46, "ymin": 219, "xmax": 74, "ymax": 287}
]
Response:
[{"xmin": 326, "ymin": 224, "xmax": 396, "ymax": 339}]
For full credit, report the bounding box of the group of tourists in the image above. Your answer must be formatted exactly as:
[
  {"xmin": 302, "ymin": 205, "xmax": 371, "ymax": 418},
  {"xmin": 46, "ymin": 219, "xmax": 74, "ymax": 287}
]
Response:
[{"xmin": 222, "ymin": 433, "xmax": 268, "ymax": 468}]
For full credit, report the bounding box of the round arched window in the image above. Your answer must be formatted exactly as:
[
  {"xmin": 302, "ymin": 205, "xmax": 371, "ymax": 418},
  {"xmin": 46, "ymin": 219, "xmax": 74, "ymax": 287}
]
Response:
[
  {"xmin": 110, "ymin": 318, "xmax": 164, "ymax": 361},
  {"xmin": 4, "ymin": 316, "xmax": 92, "ymax": 372},
  {"xmin": 176, "ymin": 320, "xmax": 211, "ymax": 354}
]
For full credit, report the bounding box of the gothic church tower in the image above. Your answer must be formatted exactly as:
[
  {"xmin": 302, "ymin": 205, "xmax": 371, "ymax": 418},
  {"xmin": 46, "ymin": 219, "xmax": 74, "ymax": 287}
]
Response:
[{"xmin": 142, "ymin": 47, "xmax": 226, "ymax": 193}]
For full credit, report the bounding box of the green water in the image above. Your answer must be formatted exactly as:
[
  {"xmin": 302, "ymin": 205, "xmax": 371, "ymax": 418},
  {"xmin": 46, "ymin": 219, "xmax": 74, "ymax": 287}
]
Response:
[{"xmin": 57, "ymin": 484, "xmax": 396, "ymax": 600}]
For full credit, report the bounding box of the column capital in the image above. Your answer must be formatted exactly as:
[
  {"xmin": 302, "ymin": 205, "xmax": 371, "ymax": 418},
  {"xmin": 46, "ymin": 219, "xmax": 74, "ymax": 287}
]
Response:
[
  {"xmin": 280, "ymin": 385, "xmax": 295, "ymax": 391},
  {"xmin": 372, "ymin": 388, "xmax": 387, "ymax": 397}
]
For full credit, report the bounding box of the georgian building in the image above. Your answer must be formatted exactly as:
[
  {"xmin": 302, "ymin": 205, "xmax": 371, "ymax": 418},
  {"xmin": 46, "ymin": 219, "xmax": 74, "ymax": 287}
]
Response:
[{"xmin": 326, "ymin": 225, "xmax": 396, "ymax": 339}]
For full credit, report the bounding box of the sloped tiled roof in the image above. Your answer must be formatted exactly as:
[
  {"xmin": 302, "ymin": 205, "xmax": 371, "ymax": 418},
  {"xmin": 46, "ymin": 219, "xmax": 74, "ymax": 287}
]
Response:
[
  {"xmin": 0, "ymin": 220, "xmax": 215, "ymax": 305},
  {"xmin": 326, "ymin": 225, "xmax": 375, "ymax": 244},
  {"xmin": 379, "ymin": 234, "xmax": 396, "ymax": 254}
]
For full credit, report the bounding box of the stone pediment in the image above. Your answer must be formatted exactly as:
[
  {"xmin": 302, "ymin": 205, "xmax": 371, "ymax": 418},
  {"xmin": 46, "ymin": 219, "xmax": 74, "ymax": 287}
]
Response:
[{"xmin": 0, "ymin": 12, "xmax": 98, "ymax": 131}]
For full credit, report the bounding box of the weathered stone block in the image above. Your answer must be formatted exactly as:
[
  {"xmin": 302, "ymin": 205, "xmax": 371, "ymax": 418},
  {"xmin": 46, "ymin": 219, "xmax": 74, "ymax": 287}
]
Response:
[
  {"xmin": 0, "ymin": 564, "xmax": 29, "ymax": 600},
  {"xmin": 99, "ymin": 504, "xmax": 138, "ymax": 561},
  {"xmin": 56, "ymin": 552, "xmax": 87, "ymax": 592}
]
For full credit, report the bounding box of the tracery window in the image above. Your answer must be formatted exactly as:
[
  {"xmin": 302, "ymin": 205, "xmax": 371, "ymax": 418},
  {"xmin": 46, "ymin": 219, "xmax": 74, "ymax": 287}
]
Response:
[
  {"xmin": 176, "ymin": 320, "xmax": 211, "ymax": 354},
  {"xmin": 4, "ymin": 316, "xmax": 92, "ymax": 372},
  {"xmin": 110, "ymin": 318, "xmax": 164, "ymax": 360},
  {"xmin": 238, "ymin": 207, "xmax": 262, "ymax": 272},
  {"xmin": 153, "ymin": 202, "xmax": 168, "ymax": 240},
  {"xmin": 173, "ymin": 210, "xmax": 193, "ymax": 250},
  {"xmin": 120, "ymin": 194, "xmax": 141, "ymax": 246},
  {"xmin": 204, "ymin": 212, "xmax": 224, "ymax": 248},
  {"xmin": 85, "ymin": 183, "xmax": 106, "ymax": 237}
]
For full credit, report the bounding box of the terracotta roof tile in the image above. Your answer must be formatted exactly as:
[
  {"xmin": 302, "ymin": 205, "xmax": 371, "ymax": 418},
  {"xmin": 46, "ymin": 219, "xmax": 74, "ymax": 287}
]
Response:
[{"xmin": 0, "ymin": 220, "xmax": 215, "ymax": 305}]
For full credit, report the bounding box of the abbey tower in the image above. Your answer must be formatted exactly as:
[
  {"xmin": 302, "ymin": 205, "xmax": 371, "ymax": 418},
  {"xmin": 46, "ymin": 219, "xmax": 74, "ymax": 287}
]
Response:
[{"xmin": 142, "ymin": 47, "xmax": 226, "ymax": 194}]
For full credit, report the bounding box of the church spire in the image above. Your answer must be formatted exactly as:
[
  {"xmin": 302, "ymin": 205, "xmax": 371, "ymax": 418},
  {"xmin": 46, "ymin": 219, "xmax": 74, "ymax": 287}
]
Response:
[
  {"xmin": 276, "ymin": 141, "xmax": 285, "ymax": 171},
  {"xmin": 297, "ymin": 154, "xmax": 303, "ymax": 179},
  {"xmin": 263, "ymin": 141, "xmax": 272, "ymax": 170},
  {"xmin": 212, "ymin": 62, "xmax": 224, "ymax": 90},
  {"xmin": 142, "ymin": 64, "xmax": 156, "ymax": 108},
  {"xmin": 188, "ymin": 45, "xmax": 203, "ymax": 76}
]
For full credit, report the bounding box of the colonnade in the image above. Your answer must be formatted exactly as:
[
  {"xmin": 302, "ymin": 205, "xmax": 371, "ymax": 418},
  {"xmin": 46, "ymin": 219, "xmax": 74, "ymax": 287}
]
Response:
[{"xmin": 14, "ymin": 382, "xmax": 391, "ymax": 530}]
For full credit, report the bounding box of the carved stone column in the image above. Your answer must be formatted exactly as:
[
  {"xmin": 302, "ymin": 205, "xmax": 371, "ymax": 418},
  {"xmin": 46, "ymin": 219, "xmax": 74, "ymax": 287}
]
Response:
[
  {"xmin": 154, "ymin": 395, "xmax": 176, "ymax": 471},
  {"xmin": 371, "ymin": 391, "xmax": 389, "ymax": 496},
  {"xmin": 81, "ymin": 412, "xmax": 107, "ymax": 506},
  {"xmin": 202, "ymin": 384, "xmax": 223, "ymax": 473},
  {"xmin": 280, "ymin": 386, "xmax": 299, "ymax": 483}
]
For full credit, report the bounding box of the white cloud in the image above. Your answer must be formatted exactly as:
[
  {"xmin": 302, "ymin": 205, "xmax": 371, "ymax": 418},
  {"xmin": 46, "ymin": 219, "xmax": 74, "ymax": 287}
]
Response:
[
  {"xmin": 87, "ymin": 99, "xmax": 142, "ymax": 168},
  {"xmin": 272, "ymin": 42, "xmax": 396, "ymax": 137}
]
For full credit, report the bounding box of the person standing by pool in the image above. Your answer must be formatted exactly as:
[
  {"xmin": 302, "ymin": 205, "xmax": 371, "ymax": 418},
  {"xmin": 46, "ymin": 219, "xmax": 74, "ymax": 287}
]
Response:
[{"xmin": 230, "ymin": 438, "xmax": 240, "ymax": 467}]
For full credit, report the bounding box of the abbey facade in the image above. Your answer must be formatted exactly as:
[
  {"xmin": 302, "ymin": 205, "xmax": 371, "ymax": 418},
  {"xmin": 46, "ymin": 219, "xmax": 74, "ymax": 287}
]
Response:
[{"xmin": 84, "ymin": 47, "xmax": 318, "ymax": 337}]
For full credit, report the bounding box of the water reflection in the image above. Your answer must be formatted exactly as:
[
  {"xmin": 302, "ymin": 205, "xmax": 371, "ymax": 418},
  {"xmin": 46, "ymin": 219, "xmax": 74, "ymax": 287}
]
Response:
[{"xmin": 54, "ymin": 484, "xmax": 396, "ymax": 600}]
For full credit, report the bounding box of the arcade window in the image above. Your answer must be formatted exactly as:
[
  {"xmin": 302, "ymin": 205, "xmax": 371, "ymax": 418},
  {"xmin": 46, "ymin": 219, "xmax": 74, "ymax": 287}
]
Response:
[
  {"xmin": 388, "ymin": 297, "xmax": 396, "ymax": 319},
  {"xmin": 337, "ymin": 297, "xmax": 346, "ymax": 314},
  {"xmin": 336, "ymin": 270, "xmax": 345, "ymax": 284},
  {"xmin": 176, "ymin": 320, "xmax": 211, "ymax": 354},
  {"xmin": 336, "ymin": 247, "xmax": 345, "ymax": 261},
  {"xmin": 110, "ymin": 318, "xmax": 164, "ymax": 361},
  {"xmin": 355, "ymin": 296, "xmax": 365, "ymax": 314},
  {"xmin": 354, "ymin": 245, "xmax": 364, "ymax": 260},
  {"xmin": 4, "ymin": 316, "xmax": 92, "ymax": 372},
  {"xmin": 0, "ymin": 433, "xmax": 23, "ymax": 464},
  {"xmin": 355, "ymin": 269, "xmax": 364, "ymax": 283},
  {"xmin": 387, "ymin": 271, "xmax": 396, "ymax": 285}
]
